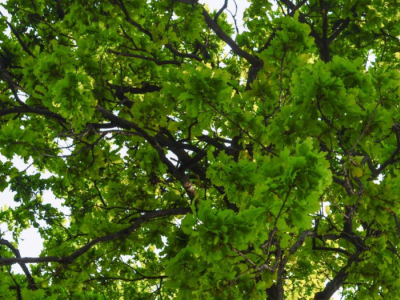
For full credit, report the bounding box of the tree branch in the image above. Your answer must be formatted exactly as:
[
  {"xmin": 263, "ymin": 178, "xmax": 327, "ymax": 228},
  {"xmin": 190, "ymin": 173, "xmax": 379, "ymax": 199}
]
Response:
[
  {"xmin": 111, "ymin": 0, "xmax": 153, "ymax": 40},
  {"xmin": 165, "ymin": 43, "xmax": 202, "ymax": 61},
  {"xmin": 328, "ymin": 18, "xmax": 350, "ymax": 44},
  {"xmin": 96, "ymin": 105, "xmax": 196, "ymax": 201},
  {"xmin": 85, "ymin": 275, "xmax": 167, "ymax": 283},
  {"xmin": 201, "ymin": 8, "xmax": 260, "ymax": 65},
  {"xmin": 214, "ymin": 0, "xmax": 228, "ymax": 23},
  {"xmin": 108, "ymin": 83, "xmax": 162, "ymax": 95},
  {"xmin": 0, "ymin": 13, "xmax": 35, "ymax": 58},
  {"xmin": 370, "ymin": 123, "xmax": 400, "ymax": 179},
  {"xmin": 312, "ymin": 242, "xmax": 351, "ymax": 257},
  {"xmin": 0, "ymin": 239, "xmax": 37, "ymax": 290},
  {"xmin": 175, "ymin": 0, "xmax": 260, "ymax": 65},
  {"xmin": 0, "ymin": 207, "xmax": 191, "ymax": 266},
  {"xmin": 108, "ymin": 49, "xmax": 181, "ymax": 66},
  {"xmin": 0, "ymin": 106, "xmax": 66, "ymax": 122},
  {"xmin": 314, "ymin": 252, "xmax": 360, "ymax": 300},
  {"xmin": 269, "ymin": 230, "xmax": 315, "ymax": 300}
]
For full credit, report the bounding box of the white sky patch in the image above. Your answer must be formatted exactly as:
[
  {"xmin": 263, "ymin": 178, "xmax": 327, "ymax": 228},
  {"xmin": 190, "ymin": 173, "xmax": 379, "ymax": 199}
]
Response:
[
  {"xmin": 201, "ymin": 0, "xmax": 249, "ymax": 33},
  {"xmin": 166, "ymin": 151, "xmax": 179, "ymax": 166},
  {"xmin": 109, "ymin": 138, "xmax": 129, "ymax": 159},
  {"xmin": 0, "ymin": 2, "xmax": 11, "ymax": 37},
  {"xmin": 202, "ymin": 0, "xmax": 250, "ymax": 56},
  {"xmin": 0, "ymin": 154, "xmax": 70, "ymax": 274},
  {"xmin": 366, "ymin": 50, "xmax": 376, "ymax": 70},
  {"xmin": 373, "ymin": 173, "xmax": 383, "ymax": 184},
  {"xmin": 120, "ymin": 254, "xmax": 142, "ymax": 268},
  {"xmin": 55, "ymin": 137, "xmax": 76, "ymax": 156},
  {"xmin": 0, "ymin": 155, "xmax": 44, "ymax": 273}
]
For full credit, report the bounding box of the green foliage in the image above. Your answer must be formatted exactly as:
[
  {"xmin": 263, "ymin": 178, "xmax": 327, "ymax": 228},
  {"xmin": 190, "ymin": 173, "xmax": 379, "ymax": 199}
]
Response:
[{"xmin": 1, "ymin": 0, "xmax": 400, "ymax": 299}]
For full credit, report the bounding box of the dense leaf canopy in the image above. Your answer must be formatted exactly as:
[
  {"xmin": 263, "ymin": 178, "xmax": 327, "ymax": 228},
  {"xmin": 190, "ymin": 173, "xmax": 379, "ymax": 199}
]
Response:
[{"xmin": 1, "ymin": 0, "xmax": 400, "ymax": 299}]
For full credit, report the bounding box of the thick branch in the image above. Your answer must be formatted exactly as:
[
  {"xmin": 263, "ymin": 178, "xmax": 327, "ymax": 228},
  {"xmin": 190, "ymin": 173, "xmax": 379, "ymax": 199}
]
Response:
[
  {"xmin": 85, "ymin": 275, "xmax": 167, "ymax": 283},
  {"xmin": 0, "ymin": 239, "xmax": 37, "ymax": 290},
  {"xmin": 314, "ymin": 252, "xmax": 360, "ymax": 300},
  {"xmin": 108, "ymin": 83, "xmax": 162, "ymax": 95},
  {"xmin": 175, "ymin": 0, "xmax": 260, "ymax": 65},
  {"xmin": 328, "ymin": 18, "xmax": 350, "ymax": 44},
  {"xmin": 96, "ymin": 105, "xmax": 196, "ymax": 201},
  {"xmin": 277, "ymin": 0, "xmax": 307, "ymax": 15},
  {"xmin": 201, "ymin": 9, "xmax": 260, "ymax": 65},
  {"xmin": 0, "ymin": 207, "xmax": 191, "ymax": 266},
  {"xmin": 108, "ymin": 49, "xmax": 181, "ymax": 66},
  {"xmin": 0, "ymin": 106, "xmax": 66, "ymax": 122},
  {"xmin": 8, "ymin": 268, "xmax": 22, "ymax": 300},
  {"xmin": 288, "ymin": 230, "xmax": 315, "ymax": 256},
  {"xmin": 0, "ymin": 15, "xmax": 35, "ymax": 58},
  {"xmin": 214, "ymin": 0, "xmax": 228, "ymax": 23},
  {"xmin": 312, "ymin": 243, "xmax": 351, "ymax": 257},
  {"xmin": 165, "ymin": 43, "xmax": 202, "ymax": 61},
  {"xmin": 270, "ymin": 230, "xmax": 315, "ymax": 300}
]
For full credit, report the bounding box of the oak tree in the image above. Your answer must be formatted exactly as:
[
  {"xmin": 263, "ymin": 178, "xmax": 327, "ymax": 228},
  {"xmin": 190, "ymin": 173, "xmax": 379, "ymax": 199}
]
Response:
[{"xmin": 1, "ymin": 0, "xmax": 400, "ymax": 299}]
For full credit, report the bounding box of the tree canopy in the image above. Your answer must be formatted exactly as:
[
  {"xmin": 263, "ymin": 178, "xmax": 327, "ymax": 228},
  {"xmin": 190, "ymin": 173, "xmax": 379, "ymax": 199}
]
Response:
[{"xmin": 1, "ymin": 0, "xmax": 400, "ymax": 299}]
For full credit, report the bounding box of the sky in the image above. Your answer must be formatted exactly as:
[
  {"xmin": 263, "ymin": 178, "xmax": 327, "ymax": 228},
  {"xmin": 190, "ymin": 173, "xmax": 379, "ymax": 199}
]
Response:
[
  {"xmin": 0, "ymin": 0, "xmax": 374, "ymax": 297},
  {"xmin": 202, "ymin": 0, "xmax": 250, "ymax": 32}
]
